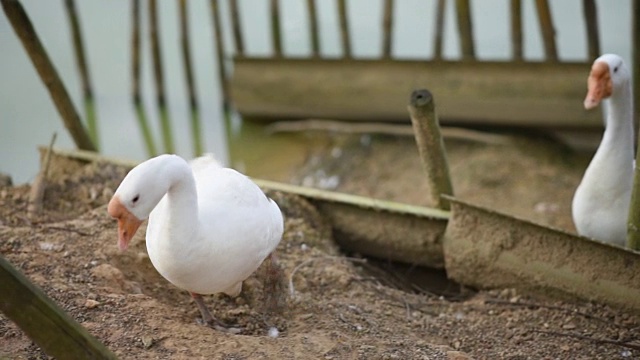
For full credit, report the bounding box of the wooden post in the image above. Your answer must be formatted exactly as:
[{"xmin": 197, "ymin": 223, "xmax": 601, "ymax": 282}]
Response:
[
  {"xmin": 535, "ymin": 0, "xmax": 558, "ymax": 62},
  {"xmin": 307, "ymin": 0, "xmax": 320, "ymax": 56},
  {"xmin": 131, "ymin": 0, "xmax": 157, "ymax": 157},
  {"xmin": 270, "ymin": 0, "xmax": 282, "ymax": 57},
  {"xmin": 337, "ymin": 0, "xmax": 351, "ymax": 58},
  {"xmin": 229, "ymin": 0, "xmax": 244, "ymax": 56},
  {"xmin": 433, "ymin": 0, "xmax": 445, "ymax": 60},
  {"xmin": 408, "ymin": 89, "xmax": 454, "ymax": 210},
  {"xmin": 149, "ymin": 0, "xmax": 175, "ymax": 153},
  {"xmin": 628, "ymin": 1, "xmax": 640, "ymax": 250},
  {"xmin": 0, "ymin": 255, "xmax": 117, "ymax": 359},
  {"xmin": 64, "ymin": 0, "xmax": 99, "ymax": 149},
  {"xmin": 633, "ymin": 0, "xmax": 640, "ymax": 147},
  {"xmin": 582, "ymin": 0, "xmax": 600, "ymax": 61},
  {"xmin": 28, "ymin": 133, "xmax": 56, "ymax": 218},
  {"xmin": 179, "ymin": 0, "xmax": 204, "ymax": 156},
  {"xmin": 210, "ymin": 0, "xmax": 230, "ymax": 112},
  {"xmin": 510, "ymin": 0, "xmax": 522, "ymax": 61},
  {"xmin": 455, "ymin": 0, "xmax": 475, "ymax": 60},
  {"xmin": 382, "ymin": 0, "xmax": 393, "ymax": 59},
  {"xmin": 0, "ymin": 0, "xmax": 96, "ymax": 152}
]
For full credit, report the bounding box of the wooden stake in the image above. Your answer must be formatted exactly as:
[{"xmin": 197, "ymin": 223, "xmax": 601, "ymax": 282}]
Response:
[
  {"xmin": 382, "ymin": 0, "xmax": 394, "ymax": 59},
  {"xmin": 149, "ymin": 0, "xmax": 175, "ymax": 153},
  {"xmin": 0, "ymin": 0, "xmax": 96, "ymax": 152},
  {"xmin": 28, "ymin": 133, "xmax": 57, "ymax": 218},
  {"xmin": 455, "ymin": 0, "xmax": 475, "ymax": 60},
  {"xmin": 535, "ymin": 0, "xmax": 558, "ymax": 62},
  {"xmin": 433, "ymin": 0, "xmax": 445, "ymax": 60},
  {"xmin": 307, "ymin": 0, "xmax": 320, "ymax": 56},
  {"xmin": 633, "ymin": 0, "xmax": 640, "ymax": 147},
  {"xmin": 0, "ymin": 254, "xmax": 117, "ymax": 359},
  {"xmin": 179, "ymin": 0, "xmax": 204, "ymax": 156},
  {"xmin": 628, "ymin": 1, "xmax": 640, "ymax": 250},
  {"xmin": 210, "ymin": 0, "xmax": 230, "ymax": 112},
  {"xmin": 510, "ymin": 0, "xmax": 523, "ymax": 61},
  {"xmin": 270, "ymin": 0, "xmax": 282, "ymax": 57},
  {"xmin": 337, "ymin": 0, "xmax": 351, "ymax": 58},
  {"xmin": 64, "ymin": 0, "xmax": 99, "ymax": 149},
  {"xmin": 408, "ymin": 89, "xmax": 454, "ymax": 210},
  {"xmin": 131, "ymin": 0, "xmax": 157, "ymax": 157},
  {"xmin": 582, "ymin": 0, "xmax": 600, "ymax": 61},
  {"xmin": 229, "ymin": 0, "xmax": 244, "ymax": 56}
]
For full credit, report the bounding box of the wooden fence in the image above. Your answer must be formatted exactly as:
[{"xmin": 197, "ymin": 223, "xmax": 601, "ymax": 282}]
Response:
[
  {"xmin": 3, "ymin": 0, "xmax": 639, "ymax": 155},
  {"xmin": 221, "ymin": 0, "xmax": 640, "ymax": 129}
]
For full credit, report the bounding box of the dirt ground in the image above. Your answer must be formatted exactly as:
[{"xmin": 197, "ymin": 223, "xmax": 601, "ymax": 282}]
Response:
[{"xmin": 1, "ymin": 129, "xmax": 640, "ymax": 359}]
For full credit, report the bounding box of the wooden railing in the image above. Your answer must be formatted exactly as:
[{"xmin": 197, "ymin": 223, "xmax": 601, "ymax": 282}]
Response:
[{"xmin": 219, "ymin": 0, "xmax": 639, "ymax": 129}]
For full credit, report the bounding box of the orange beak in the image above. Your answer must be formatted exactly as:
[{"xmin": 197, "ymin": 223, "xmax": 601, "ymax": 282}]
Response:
[
  {"xmin": 584, "ymin": 61, "xmax": 612, "ymax": 110},
  {"xmin": 107, "ymin": 196, "xmax": 143, "ymax": 251}
]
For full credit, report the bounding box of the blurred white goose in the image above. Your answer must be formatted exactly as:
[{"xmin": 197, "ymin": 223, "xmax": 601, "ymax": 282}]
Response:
[
  {"xmin": 108, "ymin": 154, "xmax": 284, "ymax": 331},
  {"xmin": 572, "ymin": 54, "xmax": 634, "ymax": 246}
]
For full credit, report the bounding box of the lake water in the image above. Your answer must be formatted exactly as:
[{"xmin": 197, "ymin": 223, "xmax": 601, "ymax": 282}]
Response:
[{"xmin": 0, "ymin": 0, "xmax": 630, "ymax": 184}]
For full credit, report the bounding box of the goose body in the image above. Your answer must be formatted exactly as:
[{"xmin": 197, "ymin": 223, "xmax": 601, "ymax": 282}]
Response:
[
  {"xmin": 572, "ymin": 54, "xmax": 634, "ymax": 246},
  {"xmin": 108, "ymin": 154, "xmax": 283, "ymax": 327}
]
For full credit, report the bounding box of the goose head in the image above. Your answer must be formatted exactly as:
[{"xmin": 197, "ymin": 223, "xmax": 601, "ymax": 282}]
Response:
[
  {"xmin": 108, "ymin": 155, "xmax": 177, "ymax": 251},
  {"xmin": 584, "ymin": 54, "xmax": 630, "ymax": 110}
]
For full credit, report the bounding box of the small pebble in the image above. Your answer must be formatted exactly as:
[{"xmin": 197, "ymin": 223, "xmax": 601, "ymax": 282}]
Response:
[
  {"xmin": 39, "ymin": 242, "xmax": 63, "ymax": 252},
  {"xmin": 84, "ymin": 299, "xmax": 100, "ymax": 309},
  {"xmin": 141, "ymin": 335, "xmax": 154, "ymax": 349}
]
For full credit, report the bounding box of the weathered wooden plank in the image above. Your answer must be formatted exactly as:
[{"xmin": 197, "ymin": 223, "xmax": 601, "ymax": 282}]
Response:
[
  {"xmin": 443, "ymin": 196, "xmax": 640, "ymax": 313},
  {"xmin": 255, "ymin": 179, "xmax": 449, "ymax": 268},
  {"xmin": 230, "ymin": 58, "xmax": 601, "ymax": 128},
  {"xmin": 0, "ymin": 255, "xmax": 118, "ymax": 359}
]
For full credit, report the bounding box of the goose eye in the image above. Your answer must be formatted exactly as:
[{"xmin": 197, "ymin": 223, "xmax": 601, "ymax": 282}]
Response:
[
  {"xmin": 132, "ymin": 195, "xmax": 140, "ymax": 204},
  {"xmin": 614, "ymin": 66, "xmax": 619, "ymax": 73}
]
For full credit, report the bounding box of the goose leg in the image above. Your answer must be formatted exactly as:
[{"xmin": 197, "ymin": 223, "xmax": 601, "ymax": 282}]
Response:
[{"xmin": 190, "ymin": 292, "xmax": 242, "ymax": 334}]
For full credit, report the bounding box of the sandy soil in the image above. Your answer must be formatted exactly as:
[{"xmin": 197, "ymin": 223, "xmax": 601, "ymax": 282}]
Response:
[{"xmin": 1, "ymin": 131, "xmax": 639, "ymax": 360}]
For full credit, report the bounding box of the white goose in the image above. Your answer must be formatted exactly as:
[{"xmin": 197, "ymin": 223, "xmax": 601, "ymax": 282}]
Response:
[
  {"xmin": 572, "ymin": 54, "xmax": 634, "ymax": 247},
  {"xmin": 108, "ymin": 154, "xmax": 284, "ymax": 331}
]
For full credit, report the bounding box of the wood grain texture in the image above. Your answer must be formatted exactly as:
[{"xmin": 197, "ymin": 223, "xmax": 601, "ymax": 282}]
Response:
[{"xmin": 231, "ymin": 58, "xmax": 600, "ymax": 128}]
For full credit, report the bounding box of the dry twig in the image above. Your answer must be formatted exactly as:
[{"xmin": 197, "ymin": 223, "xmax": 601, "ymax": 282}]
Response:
[
  {"xmin": 28, "ymin": 133, "xmax": 57, "ymax": 218},
  {"xmin": 266, "ymin": 119, "xmax": 513, "ymax": 146},
  {"xmin": 533, "ymin": 329, "xmax": 640, "ymax": 351},
  {"xmin": 485, "ymin": 298, "xmax": 631, "ymax": 329}
]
